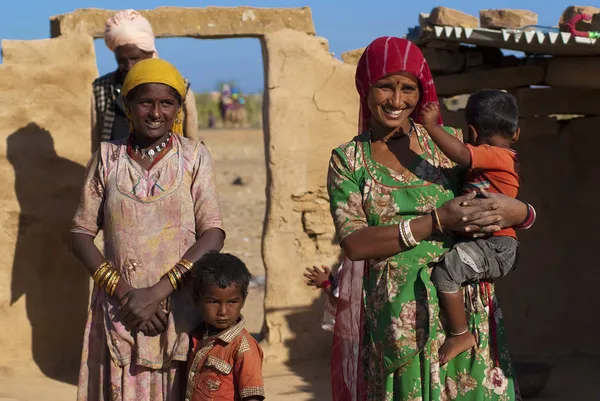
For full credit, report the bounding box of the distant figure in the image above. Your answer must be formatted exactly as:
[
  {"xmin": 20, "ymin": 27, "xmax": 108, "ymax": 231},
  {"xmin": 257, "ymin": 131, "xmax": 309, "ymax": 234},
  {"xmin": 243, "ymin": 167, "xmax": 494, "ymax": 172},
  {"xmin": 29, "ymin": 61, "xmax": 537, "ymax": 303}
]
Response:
[
  {"xmin": 223, "ymin": 87, "xmax": 248, "ymax": 128},
  {"xmin": 219, "ymin": 84, "xmax": 232, "ymax": 122},
  {"xmin": 207, "ymin": 110, "xmax": 216, "ymax": 128},
  {"xmin": 91, "ymin": 9, "xmax": 199, "ymax": 153}
]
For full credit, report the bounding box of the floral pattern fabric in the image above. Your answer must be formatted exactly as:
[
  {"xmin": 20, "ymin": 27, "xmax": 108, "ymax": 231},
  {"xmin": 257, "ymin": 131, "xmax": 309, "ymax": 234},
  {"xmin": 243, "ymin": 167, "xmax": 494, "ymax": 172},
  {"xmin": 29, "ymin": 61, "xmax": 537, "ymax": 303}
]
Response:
[
  {"xmin": 72, "ymin": 135, "xmax": 224, "ymax": 400},
  {"xmin": 327, "ymin": 124, "xmax": 520, "ymax": 401}
]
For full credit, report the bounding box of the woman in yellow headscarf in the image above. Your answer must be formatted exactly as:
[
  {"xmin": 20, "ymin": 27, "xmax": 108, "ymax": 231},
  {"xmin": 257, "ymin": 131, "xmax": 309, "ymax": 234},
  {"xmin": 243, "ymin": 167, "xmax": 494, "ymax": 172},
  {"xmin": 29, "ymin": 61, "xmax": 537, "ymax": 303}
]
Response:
[{"xmin": 71, "ymin": 58, "xmax": 226, "ymax": 401}]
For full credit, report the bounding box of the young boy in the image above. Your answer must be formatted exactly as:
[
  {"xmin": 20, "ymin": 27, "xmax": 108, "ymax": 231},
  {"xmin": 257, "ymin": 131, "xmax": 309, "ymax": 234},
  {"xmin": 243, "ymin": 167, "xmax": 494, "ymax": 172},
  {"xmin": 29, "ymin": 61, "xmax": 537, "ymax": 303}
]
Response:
[
  {"xmin": 420, "ymin": 89, "xmax": 521, "ymax": 365},
  {"xmin": 187, "ymin": 251, "xmax": 265, "ymax": 401}
]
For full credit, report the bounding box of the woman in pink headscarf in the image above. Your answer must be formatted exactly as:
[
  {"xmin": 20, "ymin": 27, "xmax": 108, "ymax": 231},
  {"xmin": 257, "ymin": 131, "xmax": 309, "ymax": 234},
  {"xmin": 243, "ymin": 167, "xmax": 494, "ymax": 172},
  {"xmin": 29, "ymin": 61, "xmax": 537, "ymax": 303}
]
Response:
[
  {"xmin": 91, "ymin": 9, "xmax": 199, "ymax": 152},
  {"xmin": 328, "ymin": 37, "xmax": 535, "ymax": 400}
]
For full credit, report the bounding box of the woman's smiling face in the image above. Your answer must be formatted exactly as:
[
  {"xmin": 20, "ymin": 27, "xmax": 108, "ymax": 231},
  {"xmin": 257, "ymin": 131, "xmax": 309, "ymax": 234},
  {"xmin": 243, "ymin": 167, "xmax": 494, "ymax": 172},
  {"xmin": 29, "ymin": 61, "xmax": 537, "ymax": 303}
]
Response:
[
  {"xmin": 125, "ymin": 83, "xmax": 181, "ymax": 141},
  {"xmin": 367, "ymin": 72, "xmax": 420, "ymax": 130}
]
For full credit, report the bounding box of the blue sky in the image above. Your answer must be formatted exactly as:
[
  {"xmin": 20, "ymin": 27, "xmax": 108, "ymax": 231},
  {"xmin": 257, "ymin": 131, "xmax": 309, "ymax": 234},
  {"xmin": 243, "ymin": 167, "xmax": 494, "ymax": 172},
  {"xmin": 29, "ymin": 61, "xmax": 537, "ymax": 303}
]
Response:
[{"xmin": 0, "ymin": 1, "xmax": 563, "ymax": 93}]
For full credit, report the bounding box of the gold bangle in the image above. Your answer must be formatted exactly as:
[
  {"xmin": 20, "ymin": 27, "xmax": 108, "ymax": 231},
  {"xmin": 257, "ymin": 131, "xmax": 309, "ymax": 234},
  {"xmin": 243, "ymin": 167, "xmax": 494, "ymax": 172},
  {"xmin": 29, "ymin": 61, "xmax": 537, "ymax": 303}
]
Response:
[
  {"xmin": 99, "ymin": 269, "xmax": 114, "ymax": 288},
  {"xmin": 92, "ymin": 262, "xmax": 110, "ymax": 283},
  {"xmin": 108, "ymin": 274, "xmax": 120, "ymax": 296},
  {"xmin": 105, "ymin": 272, "xmax": 117, "ymax": 293},
  {"xmin": 104, "ymin": 273, "xmax": 115, "ymax": 294},
  {"xmin": 167, "ymin": 270, "xmax": 178, "ymax": 290},
  {"xmin": 178, "ymin": 265, "xmax": 190, "ymax": 284},
  {"xmin": 177, "ymin": 259, "xmax": 193, "ymax": 272},
  {"xmin": 92, "ymin": 261, "xmax": 109, "ymax": 279},
  {"xmin": 172, "ymin": 267, "xmax": 184, "ymax": 287},
  {"xmin": 432, "ymin": 209, "xmax": 444, "ymax": 233}
]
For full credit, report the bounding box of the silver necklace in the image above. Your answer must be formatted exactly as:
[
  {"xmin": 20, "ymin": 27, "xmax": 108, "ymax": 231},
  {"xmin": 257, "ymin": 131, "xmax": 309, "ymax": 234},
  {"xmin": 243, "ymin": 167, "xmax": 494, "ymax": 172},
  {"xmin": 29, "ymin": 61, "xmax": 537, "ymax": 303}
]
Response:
[{"xmin": 133, "ymin": 132, "xmax": 172, "ymax": 161}]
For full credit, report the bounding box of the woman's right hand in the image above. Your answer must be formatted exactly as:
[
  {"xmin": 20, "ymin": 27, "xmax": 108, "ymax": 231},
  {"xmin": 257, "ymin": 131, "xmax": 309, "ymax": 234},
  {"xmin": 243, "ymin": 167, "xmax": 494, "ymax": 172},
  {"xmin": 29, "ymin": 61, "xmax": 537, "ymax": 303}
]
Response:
[{"xmin": 437, "ymin": 191, "xmax": 502, "ymax": 236}]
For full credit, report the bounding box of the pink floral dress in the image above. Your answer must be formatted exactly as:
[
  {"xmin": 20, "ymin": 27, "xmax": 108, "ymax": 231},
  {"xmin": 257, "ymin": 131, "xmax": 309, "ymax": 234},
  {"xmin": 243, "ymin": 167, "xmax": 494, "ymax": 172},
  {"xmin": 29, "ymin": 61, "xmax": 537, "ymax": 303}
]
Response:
[{"xmin": 72, "ymin": 135, "xmax": 224, "ymax": 401}]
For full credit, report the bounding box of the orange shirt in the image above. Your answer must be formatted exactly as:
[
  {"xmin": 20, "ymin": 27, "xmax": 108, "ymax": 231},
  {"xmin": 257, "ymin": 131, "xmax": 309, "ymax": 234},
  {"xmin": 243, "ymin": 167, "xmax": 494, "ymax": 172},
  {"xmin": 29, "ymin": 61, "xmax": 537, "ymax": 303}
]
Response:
[
  {"xmin": 185, "ymin": 317, "xmax": 265, "ymax": 401},
  {"xmin": 465, "ymin": 144, "xmax": 520, "ymax": 238}
]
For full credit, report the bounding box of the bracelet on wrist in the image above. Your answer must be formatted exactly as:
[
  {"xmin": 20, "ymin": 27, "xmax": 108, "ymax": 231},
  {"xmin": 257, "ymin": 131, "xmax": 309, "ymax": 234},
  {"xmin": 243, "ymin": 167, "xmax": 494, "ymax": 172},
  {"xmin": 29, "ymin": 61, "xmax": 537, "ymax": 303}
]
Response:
[
  {"xmin": 92, "ymin": 261, "xmax": 121, "ymax": 296},
  {"xmin": 167, "ymin": 259, "xmax": 195, "ymax": 291},
  {"xmin": 319, "ymin": 280, "xmax": 331, "ymax": 289},
  {"xmin": 431, "ymin": 209, "xmax": 444, "ymax": 234},
  {"xmin": 515, "ymin": 203, "xmax": 536, "ymax": 230},
  {"xmin": 399, "ymin": 219, "xmax": 419, "ymax": 248}
]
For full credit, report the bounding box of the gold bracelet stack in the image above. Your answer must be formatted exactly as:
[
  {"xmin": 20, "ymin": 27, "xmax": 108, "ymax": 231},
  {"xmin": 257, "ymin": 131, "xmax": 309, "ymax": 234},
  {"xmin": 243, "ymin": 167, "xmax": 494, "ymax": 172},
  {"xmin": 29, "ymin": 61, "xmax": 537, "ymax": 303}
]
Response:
[
  {"xmin": 92, "ymin": 261, "xmax": 121, "ymax": 296},
  {"xmin": 167, "ymin": 259, "xmax": 194, "ymax": 291}
]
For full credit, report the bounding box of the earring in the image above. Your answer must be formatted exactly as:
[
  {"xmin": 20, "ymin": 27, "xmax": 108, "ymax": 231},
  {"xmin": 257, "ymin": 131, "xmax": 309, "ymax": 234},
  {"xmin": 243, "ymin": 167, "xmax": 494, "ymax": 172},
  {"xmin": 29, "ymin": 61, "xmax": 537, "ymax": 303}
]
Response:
[{"xmin": 175, "ymin": 116, "xmax": 181, "ymax": 124}]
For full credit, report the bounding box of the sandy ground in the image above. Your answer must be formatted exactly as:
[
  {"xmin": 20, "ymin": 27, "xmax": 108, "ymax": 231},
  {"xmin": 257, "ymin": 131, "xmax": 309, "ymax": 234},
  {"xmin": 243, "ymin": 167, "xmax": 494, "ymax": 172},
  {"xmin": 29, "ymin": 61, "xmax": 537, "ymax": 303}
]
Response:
[
  {"xmin": 1, "ymin": 356, "xmax": 598, "ymax": 401},
  {"xmin": 2, "ymin": 130, "xmax": 598, "ymax": 400}
]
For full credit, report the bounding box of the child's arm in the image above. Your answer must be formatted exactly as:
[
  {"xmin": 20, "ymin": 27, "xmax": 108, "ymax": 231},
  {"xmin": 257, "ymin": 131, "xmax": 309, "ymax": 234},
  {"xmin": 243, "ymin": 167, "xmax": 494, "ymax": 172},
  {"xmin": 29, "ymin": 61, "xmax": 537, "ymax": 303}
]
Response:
[
  {"xmin": 421, "ymin": 102, "xmax": 471, "ymax": 168},
  {"xmin": 304, "ymin": 265, "xmax": 337, "ymax": 304}
]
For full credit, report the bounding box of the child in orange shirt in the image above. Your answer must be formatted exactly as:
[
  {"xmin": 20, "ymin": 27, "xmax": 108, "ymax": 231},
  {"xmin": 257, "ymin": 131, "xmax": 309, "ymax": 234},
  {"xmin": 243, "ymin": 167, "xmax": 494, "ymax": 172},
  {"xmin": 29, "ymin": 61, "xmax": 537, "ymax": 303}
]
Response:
[
  {"xmin": 421, "ymin": 89, "xmax": 521, "ymax": 365},
  {"xmin": 186, "ymin": 251, "xmax": 264, "ymax": 401}
]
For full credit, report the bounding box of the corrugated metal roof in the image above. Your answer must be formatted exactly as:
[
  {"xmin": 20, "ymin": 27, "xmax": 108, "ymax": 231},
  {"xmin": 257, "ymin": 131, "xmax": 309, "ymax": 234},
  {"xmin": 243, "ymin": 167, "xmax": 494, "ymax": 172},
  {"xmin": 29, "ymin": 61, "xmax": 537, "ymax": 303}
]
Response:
[{"xmin": 417, "ymin": 25, "xmax": 600, "ymax": 56}]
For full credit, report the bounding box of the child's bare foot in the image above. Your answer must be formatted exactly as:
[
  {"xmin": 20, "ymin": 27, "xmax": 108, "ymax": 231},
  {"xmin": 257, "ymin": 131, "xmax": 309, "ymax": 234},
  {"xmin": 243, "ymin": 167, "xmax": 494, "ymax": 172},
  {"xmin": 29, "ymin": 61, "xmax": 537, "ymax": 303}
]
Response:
[{"xmin": 439, "ymin": 331, "xmax": 476, "ymax": 365}]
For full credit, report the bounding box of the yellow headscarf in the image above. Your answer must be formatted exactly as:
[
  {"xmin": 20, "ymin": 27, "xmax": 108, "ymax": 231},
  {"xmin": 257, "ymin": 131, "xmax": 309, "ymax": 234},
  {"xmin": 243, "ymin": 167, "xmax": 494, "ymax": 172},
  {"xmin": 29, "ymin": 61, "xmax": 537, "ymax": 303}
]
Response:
[{"xmin": 122, "ymin": 58, "xmax": 187, "ymax": 135}]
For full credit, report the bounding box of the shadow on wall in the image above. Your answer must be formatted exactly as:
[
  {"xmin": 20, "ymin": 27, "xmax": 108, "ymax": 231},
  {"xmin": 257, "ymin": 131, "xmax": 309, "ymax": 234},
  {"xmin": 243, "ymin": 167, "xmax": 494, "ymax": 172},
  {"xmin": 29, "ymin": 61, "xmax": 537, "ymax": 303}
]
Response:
[
  {"xmin": 7, "ymin": 123, "xmax": 89, "ymax": 384},
  {"xmin": 282, "ymin": 297, "xmax": 334, "ymax": 401}
]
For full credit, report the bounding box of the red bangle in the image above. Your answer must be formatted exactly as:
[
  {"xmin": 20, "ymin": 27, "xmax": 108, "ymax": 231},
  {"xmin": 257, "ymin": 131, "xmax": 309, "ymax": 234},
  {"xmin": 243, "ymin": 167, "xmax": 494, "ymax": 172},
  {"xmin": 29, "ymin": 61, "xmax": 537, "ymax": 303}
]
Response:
[
  {"xmin": 319, "ymin": 280, "xmax": 331, "ymax": 289},
  {"xmin": 516, "ymin": 203, "xmax": 536, "ymax": 230}
]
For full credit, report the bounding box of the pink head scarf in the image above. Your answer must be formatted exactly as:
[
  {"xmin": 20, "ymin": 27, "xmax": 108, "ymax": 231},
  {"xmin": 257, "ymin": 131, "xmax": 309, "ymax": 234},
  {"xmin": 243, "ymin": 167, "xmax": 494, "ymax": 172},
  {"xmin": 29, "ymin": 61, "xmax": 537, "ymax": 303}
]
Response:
[
  {"xmin": 104, "ymin": 10, "xmax": 158, "ymax": 57},
  {"xmin": 355, "ymin": 36, "xmax": 442, "ymax": 134}
]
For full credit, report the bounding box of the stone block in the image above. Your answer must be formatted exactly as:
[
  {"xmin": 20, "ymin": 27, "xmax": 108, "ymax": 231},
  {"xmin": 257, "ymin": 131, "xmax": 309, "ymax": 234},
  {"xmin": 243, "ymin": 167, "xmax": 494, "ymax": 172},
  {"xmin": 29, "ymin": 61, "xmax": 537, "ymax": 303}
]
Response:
[
  {"xmin": 480, "ymin": 9, "xmax": 538, "ymax": 29},
  {"xmin": 422, "ymin": 48, "xmax": 465, "ymax": 74},
  {"xmin": 423, "ymin": 40, "xmax": 461, "ymax": 51},
  {"xmin": 559, "ymin": 116, "xmax": 600, "ymax": 137},
  {"xmin": 0, "ymin": 35, "xmax": 98, "ymax": 375},
  {"xmin": 1, "ymin": 35, "xmax": 95, "ymax": 67},
  {"xmin": 340, "ymin": 47, "xmax": 364, "ymax": 65},
  {"xmin": 479, "ymin": 46, "xmax": 504, "ymax": 67},
  {"xmin": 559, "ymin": 6, "xmax": 600, "ymax": 31},
  {"xmin": 434, "ymin": 65, "xmax": 544, "ymax": 97},
  {"xmin": 510, "ymin": 88, "xmax": 600, "ymax": 117},
  {"xmin": 429, "ymin": 7, "xmax": 479, "ymax": 28},
  {"xmin": 50, "ymin": 7, "xmax": 316, "ymax": 38},
  {"xmin": 545, "ymin": 57, "xmax": 600, "ymax": 90},
  {"xmin": 463, "ymin": 47, "xmax": 483, "ymax": 68},
  {"xmin": 302, "ymin": 209, "xmax": 334, "ymax": 236},
  {"xmin": 518, "ymin": 117, "xmax": 560, "ymax": 140}
]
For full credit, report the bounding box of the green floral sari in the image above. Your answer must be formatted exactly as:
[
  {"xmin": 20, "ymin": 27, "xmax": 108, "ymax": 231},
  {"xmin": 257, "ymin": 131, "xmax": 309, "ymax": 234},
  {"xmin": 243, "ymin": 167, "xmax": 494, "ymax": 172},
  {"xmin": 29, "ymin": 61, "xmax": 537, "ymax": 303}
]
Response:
[{"xmin": 327, "ymin": 124, "xmax": 519, "ymax": 401}]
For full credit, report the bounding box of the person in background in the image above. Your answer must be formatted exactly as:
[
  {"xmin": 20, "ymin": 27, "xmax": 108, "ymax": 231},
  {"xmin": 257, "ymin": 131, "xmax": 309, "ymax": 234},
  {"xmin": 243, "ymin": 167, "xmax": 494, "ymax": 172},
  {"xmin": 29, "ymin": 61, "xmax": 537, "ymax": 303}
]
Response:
[
  {"xmin": 91, "ymin": 9, "xmax": 199, "ymax": 153},
  {"xmin": 207, "ymin": 110, "xmax": 216, "ymax": 129}
]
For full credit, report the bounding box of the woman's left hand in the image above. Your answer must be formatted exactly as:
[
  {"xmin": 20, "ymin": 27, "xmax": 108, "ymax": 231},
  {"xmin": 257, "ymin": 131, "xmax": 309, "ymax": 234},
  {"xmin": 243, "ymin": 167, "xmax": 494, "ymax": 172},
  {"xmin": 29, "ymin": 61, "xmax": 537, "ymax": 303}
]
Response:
[
  {"xmin": 459, "ymin": 190, "xmax": 527, "ymax": 235},
  {"xmin": 119, "ymin": 287, "xmax": 165, "ymax": 328}
]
